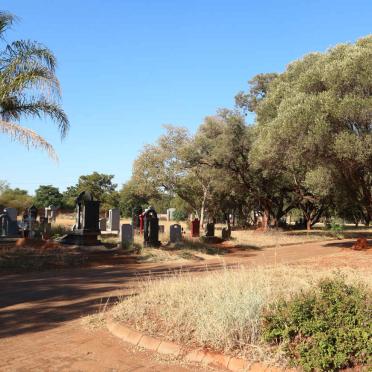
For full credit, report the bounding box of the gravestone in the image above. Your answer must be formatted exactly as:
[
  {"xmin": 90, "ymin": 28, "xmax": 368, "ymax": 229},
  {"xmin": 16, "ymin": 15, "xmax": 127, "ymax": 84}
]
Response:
[
  {"xmin": 132, "ymin": 207, "xmax": 142, "ymax": 228},
  {"xmin": 108, "ymin": 208, "xmax": 120, "ymax": 231},
  {"xmin": 221, "ymin": 227, "xmax": 231, "ymax": 240},
  {"xmin": 205, "ymin": 222, "xmax": 215, "ymax": 237},
  {"xmin": 45, "ymin": 205, "xmax": 57, "ymax": 222},
  {"xmin": 0, "ymin": 208, "xmax": 19, "ymax": 237},
  {"xmin": 120, "ymin": 224, "xmax": 133, "ymax": 247},
  {"xmin": 191, "ymin": 218, "xmax": 200, "ymax": 237},
  {"xmin": 170, "ymin": 224, "xmax": 182, "ymax": 243},
  {"xmin": 166, "ymin": 208, "xmax": 176, "ymax": 221},
  {"xmin": 99, "ymin": 218, "xmax": 107, "ymax": 231},
  {"xmin": 143, "ymin": 207, "xmax": 160, "ymax": 247},
  {"xmin": 158, "ymin": 225, "xmax": 165, "ymax": 234},
  {"xmin": 58, "ymin": 191, "xmax": 101, "ymax": 245}
]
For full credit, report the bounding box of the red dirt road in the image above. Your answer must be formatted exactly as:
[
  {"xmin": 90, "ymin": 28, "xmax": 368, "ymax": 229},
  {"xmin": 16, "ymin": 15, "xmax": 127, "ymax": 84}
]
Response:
[{"xmin": 0, "ymin": 239, "xmax": 370, "ymax": 371}]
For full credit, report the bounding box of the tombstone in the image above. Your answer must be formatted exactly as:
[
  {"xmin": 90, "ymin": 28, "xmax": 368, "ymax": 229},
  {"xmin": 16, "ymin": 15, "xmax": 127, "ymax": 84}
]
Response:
[
  {"xmin": 39, "ymin": 216, "xmax": 52, "ymax": 238},
  {"xmin": 221, "ymin": 227, "xmax": 231, "ymax": 240},
  {"xmin": 99, "ymin": 217, "xmax": 107, "ymax": 231},
  {"xmin": 108, "ymin": 208, "xmax": 120, "ymax": 232},
  {"xmin": 120, "ymin": 224, "xmax": 133, "ymax": 247},
  {"xmin": 205, "ymin": 222, "xmax": 215, "ymax": 237},
  {"xmin": 158, "ymin": 225, "xmax": 165, "ymax": 234},
  {"xmin": 166, "ymin": 208, "xmax": 176, "ymax": 221},
  {"xmin": 170, "ymin": 224, "xmax": 182, "ymax": 243},
  {"xmin": 143, "ymin": 207, "xmax": 161, "ymax": 247},
  {"xmin": 58, "ymin": 191, "xmax": 101, "ymax": 245},
  {"xmin": 132, "ymin": 207, "xmax": 142, "ymax": 231},
  {"xmin": 0, "ymin": 208, "xmax": 19, "ymax": 237},
  {"xmin": 191, "ymin": 218, "xmax": 200, "ymax": 237},
  {"xmin": 45, "ymin": 205, "xmax": 57, "ymax": 222}
]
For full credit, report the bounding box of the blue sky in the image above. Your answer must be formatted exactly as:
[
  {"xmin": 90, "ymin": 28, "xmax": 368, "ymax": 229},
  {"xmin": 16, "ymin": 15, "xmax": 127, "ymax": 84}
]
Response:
[{"xmin": 1, "ymin": 0, "xmax": 371, "ymax": 194}]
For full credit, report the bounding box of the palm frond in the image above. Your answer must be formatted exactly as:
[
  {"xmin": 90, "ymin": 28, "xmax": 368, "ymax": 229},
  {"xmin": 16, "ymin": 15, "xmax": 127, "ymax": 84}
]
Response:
[
  {"xmin": 0, "ymin": 12, "xmax": 16, "ymax": 38},
  {"xmin": 0, "ymin": 119, "xmax": 58, "ymax": 160},
  {"xmin": 1, "ymin": 40, "xmax": 57, "ymax": 72},
  {"xmin": 0, "ymin": 64, "xmax": 61, "ymax": 99},
  {"xmin": 1, "ymin": 99, "xmax": 70, "ymax": 138}
]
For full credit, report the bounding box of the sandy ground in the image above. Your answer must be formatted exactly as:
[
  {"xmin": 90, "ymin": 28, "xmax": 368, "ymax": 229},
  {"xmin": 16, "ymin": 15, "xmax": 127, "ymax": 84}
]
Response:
[{"xmin": 0, "ymin": 237, "xmax": 370, "ymax": 371}]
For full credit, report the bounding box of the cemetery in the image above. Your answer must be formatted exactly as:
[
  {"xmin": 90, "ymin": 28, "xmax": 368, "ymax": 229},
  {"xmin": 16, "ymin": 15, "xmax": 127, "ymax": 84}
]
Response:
[{"xmin": 0, "ymin": 3, "xmax": 371, "ymax": 372}]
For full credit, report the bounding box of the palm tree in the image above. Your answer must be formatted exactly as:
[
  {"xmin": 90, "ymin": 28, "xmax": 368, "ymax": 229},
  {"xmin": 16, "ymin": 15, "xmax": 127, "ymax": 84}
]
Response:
[{"xmin": 0, "ymin": 11, "xmax": 69, "ymax": 160}]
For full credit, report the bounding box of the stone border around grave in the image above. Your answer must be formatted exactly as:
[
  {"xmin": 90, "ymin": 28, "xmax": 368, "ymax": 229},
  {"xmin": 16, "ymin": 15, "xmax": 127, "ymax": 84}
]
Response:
[{"xmin": 106, "ymin": 316, "xmax": 293, "ymax": 371}]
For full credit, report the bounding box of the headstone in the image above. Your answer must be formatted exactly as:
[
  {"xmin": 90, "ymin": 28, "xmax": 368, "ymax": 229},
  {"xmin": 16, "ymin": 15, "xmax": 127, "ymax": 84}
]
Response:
[
  {"xmin": 45, "ymin": 205, "xmax": 57, "ymax": 222},
  {"xmin": 170, "ymin": 224, "xmax": 182, "ymax": 243},
  {"xmin": 221, "ymin": 227, "xmax": 231, "ymax": 240},
  {"xmin": 108, "ymin": 208, "xmax": 120, "ymax": 231},
  {"xmin": 158, "ymin": 225, "xmax": 165, "ymax": 234},
  {"xmin": 132, "ymin": 207, "xmax": 142, "ymax": 231},
  {"xmin": 0, "ymin": 208, "xmax": 19, "ymax": 237},
  {"xmin": 143, "ymin": 207, "xmax": 160, "ymax": 247},
  {"xmin": 120, "ymin": 224, "xmax": 133, "ymax": 246},
  {"xmin": 58, "ymin": 191, "xmax": 101, "ymax": 245},
  {"xmin": 99, "ymin": 218, "xmax": 107, "ymax": 231},
  {"xmin": 191, "ymin": 218, "xmax": 200, "ymax": 237},
  {"xmin": 205, "ymin": 223, "xmax": 215, "ymax": 237},
  {"xmin": 166, "ymin": 208, "xmax": 176, "ymax": 221}
]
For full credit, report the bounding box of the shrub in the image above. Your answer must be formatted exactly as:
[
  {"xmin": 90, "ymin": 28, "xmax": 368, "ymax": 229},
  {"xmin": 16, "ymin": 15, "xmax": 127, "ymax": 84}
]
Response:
[
  {"xmin": 262, "ymin": 276, "xmax": 371, "ymax": 371},
  {"xmin": 172, "ymin": 209, "xmax": 188, "ymax": 221}
]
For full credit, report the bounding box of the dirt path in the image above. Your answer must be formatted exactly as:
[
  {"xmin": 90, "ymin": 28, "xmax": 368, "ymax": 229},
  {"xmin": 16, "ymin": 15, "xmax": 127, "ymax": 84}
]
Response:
[{"xmin": 0, "ymin": 239, "xmax": 367, "ymax": 371}]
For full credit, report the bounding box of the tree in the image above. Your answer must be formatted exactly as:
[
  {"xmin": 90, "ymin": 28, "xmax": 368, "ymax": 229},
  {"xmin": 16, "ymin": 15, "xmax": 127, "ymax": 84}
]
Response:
[
  {"xmin": 0, "ymin": 11, "xmax": 69, "ymax": 159},
  {"xmin": 61, "ymin": 185, "xmax": 78, "ymax": 211},
  {"xmin": 0, "ymin": 187, "xmax": 33, "ymax": 211},
  {"xmin": 250, "ymin": 35, "xmax": 372, "ymax": 227},
  {"xmin": 0, "ymin": 179, "xmax": 9, "ymax": 194},
  {"xmin": 133, "ymin": 125, "xmax": 211, "ymax": 224},
  {"xmin": 76, "ymin": 172, "xmax": 119, "ymax": 212},
  {"xmin": 33, "ymin": 185, "xmax": 63, "ymax": 208}
]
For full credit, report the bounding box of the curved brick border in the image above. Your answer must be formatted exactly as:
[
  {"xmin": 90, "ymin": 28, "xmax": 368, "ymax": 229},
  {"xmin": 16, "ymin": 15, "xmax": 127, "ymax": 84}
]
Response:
[{"xmin": 106, "ymin": 316, "xmax": 291, "ymax": 371}]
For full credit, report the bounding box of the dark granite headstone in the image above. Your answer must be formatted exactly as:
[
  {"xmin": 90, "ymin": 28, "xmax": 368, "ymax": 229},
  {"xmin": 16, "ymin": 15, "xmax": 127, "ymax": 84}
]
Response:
[
  {"xmin": 205, "ymin": 223, "xmax": 215, "ymax": 237},
  {"xmin": 143, "ymin": 207, "xmax": 160, "ymax": 247},
  {"xmin": 58, "ymin": 191, "xmax": 101, "ymax": 246}
]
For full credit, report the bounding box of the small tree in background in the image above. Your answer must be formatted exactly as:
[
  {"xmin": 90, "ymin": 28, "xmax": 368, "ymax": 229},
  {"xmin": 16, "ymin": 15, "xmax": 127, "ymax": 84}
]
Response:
[
  {"xmin": 34, "ymin": 185, "xmax": 63, "ymax": 208},
  {"xmin": 0, "ymin": 187, "xmax": 33, "ymax": 211}
]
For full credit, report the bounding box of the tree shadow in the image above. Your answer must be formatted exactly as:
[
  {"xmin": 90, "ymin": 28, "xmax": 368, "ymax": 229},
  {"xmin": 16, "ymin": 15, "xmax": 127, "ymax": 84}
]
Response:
[{"xmin": 0, "ymin": 259, "xmax": 241, "ymax": 339}]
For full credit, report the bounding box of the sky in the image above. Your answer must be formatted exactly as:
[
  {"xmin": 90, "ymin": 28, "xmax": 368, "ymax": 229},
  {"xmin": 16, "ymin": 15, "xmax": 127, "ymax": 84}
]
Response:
[{"xmin": 1, "ymin": 0, "xmax": 371, "ymax": 194}]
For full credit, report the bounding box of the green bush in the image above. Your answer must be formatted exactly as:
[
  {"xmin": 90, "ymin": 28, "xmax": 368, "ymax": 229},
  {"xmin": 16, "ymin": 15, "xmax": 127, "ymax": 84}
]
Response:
[
  {"xmin": 262, "ymin": 276, "xmax": 371, "ymax": 371},
  {"xmin": 172, "ymin": 209, "xmax": 188, "ymax": 221}
]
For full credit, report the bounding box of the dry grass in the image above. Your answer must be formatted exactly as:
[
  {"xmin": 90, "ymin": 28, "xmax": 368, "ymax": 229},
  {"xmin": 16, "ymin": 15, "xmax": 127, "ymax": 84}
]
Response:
[{"xmin": 111, "ymin": 264, "xmax": 371, "ymax": 364}]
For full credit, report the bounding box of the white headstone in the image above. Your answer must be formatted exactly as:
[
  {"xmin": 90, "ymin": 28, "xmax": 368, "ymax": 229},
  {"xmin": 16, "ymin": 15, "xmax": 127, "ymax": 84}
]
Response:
[
  {"xmin": 120, "ymin": 224, "xmax": 133, "ymax": 246},
  {"xmin": 167, "ymin": 208, "xmax": 176, "ymax": 221},
  {"xmin": 170, "ymin": 224, "xmax": 182, "ymax": 243},
  {"xmin": 108, "ymin": 208, "xmax": 120, "ymax": 231},
  {"xmin": 159, "ymin": 225, "xmax": 165, "ymax": 234}
]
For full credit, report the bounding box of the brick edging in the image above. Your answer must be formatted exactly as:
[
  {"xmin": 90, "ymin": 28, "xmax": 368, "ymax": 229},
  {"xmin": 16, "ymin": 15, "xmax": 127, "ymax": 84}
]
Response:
[{"xmin": 106, "ymin": 316, "xmax": 288, "ymax": 371}]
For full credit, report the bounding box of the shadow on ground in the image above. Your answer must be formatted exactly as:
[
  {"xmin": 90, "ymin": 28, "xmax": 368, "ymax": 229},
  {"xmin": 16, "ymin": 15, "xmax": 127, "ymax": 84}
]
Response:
[{"xmin": 0, "ymin": 259, "xmax": 239, "ymax": 339}]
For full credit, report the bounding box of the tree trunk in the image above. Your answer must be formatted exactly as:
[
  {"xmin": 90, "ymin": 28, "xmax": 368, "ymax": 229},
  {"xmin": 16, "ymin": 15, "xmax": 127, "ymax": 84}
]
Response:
[
  {"xmin": 306, "ymin": 219, "xmax": 312, "ymax": 231},
  {"xmin": 262, "ymin": 207, "xmax": 270, "ymax": 231}
]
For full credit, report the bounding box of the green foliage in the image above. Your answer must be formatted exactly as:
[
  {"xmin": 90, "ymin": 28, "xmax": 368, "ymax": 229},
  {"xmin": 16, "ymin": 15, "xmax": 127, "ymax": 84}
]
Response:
[
  {"xmin": 62, "ymin": 172, "xmax": 119, "ymax": 212},
  {"xmin": 61, "ymin": 185, "xmax": 78, "ymax": 211},
  {"xmin": 34, "ymin": 185, "xmax": 63, "ymax": 208},
  {"xmin": 172, "ymin": 209, "xmax": 188, "ymax": 221},
  {"xmin": 0, "ymin": 187, "xmax": 33, "ymax": 211},
  {"xmin": 262, "ymin": 277, "xmax": 372, "ymax": 371},
  {"xmin": 251, "ymin": 35, "xmax": 372, "ymax": 227}
]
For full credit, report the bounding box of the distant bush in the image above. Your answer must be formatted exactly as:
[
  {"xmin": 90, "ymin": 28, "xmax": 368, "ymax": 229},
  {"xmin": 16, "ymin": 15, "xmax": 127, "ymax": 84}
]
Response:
[
  {"xmin": 262, "ymin": 276, "xmax": 371, "ymax": 371},
  {"xmin": 172, "ymin": 209, "xmax": 188, "ymax": 221}
]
